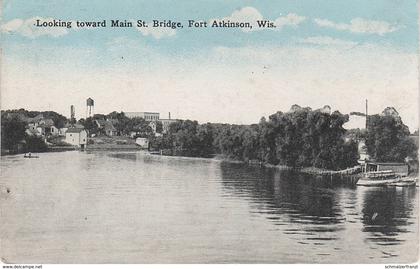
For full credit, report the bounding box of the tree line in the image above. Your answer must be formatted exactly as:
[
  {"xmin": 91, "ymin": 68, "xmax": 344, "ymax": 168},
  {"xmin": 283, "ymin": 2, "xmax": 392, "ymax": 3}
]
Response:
[
  {"xmin": 150, "ymin": 105, "xmax": 417, "ymax": 171},
  {"xmin": 78, "ymin": 112, "xmax": 162, "ymax": 137},
  {"xmin": 1, "ymin": 111, "xmax": 48, "ymax": 154},
  {"xmin": 1, "ymin": 106, "xmax": 417, "ymax": 168}
]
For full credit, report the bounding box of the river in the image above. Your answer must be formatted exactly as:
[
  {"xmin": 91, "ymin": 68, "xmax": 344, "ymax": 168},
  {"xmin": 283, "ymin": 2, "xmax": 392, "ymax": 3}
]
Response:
[{"xmin": 0, "ymin": 151, "xmax": 418, "ymax": 263}]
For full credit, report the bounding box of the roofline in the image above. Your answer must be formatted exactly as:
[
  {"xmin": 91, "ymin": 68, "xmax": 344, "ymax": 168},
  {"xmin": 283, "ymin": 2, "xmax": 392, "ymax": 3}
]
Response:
[
  {"xmin": 125, "ymin": 112, "xmax": 160, "ymax": 114},
  {"xmin": 366, "ymin": 161, "xmax": 407, "ymax": 165}
]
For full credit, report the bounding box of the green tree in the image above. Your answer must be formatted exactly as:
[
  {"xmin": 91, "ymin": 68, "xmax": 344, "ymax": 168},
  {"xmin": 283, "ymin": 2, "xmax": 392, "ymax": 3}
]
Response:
[
  {"xmin": 365, "ymin": 110, "xmax": 417, "ymax": 162},
  {"xmin": 82, "ymin": 117, "xmax": 99, "ymax": 135},
  {"xmin": 155, "ymin": 121, "xmax": 163, "ymax": 133},
  {"xmin": 1, "ymin": 115, "xmax": 26, "ymax": 151},
  {"xmin": 42, "ymin": 111, "xmax": 67, "ymax": 128},
  {"xmin": 25, "ymin": 136, "xmax": 48, "ymax": 152}
]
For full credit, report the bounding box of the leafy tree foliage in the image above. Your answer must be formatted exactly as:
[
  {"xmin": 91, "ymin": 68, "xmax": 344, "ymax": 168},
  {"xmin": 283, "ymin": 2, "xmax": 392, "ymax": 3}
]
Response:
[
  {"xmin": 80, "ymin": 113, "xmax": 161, "ymax": 137},
  {"xmin": 150, "ymin": 120, "xmax": 215, "ymax": 157},
  {"xmin": 155, "ymin": 121, "xmax": 163, "ymax": 133},
  {"xmin": 151, "ymin": 106, "xmax": 359, "ymax": 170},
  {"xmin": 365, "ymin": 111, "xmax": 417, "ymax": 162},
  {"xmin": 78, "ymin": 117, "xmax": 99, "ymax": 135},
  {"xmin": 1, "ymin": 113, "xmax": 48, "ymax": 153},
  {"xmin": 1, "ymin": 114, "xmax": 26, "ymax": 151},
  {"xmin": 41, "ymin": 111, "xmax": 67, "ymax": 128},
  {"xmin": 2, "ymin": 109, "xmax": 68, "ymax": 128},
  {"xmin": 25, "ymin": 136, "xmax": 48, "ymax": 152},
  {"xmin": 127, "ymin": 117, "xmax": 154, "ymax": 138}
]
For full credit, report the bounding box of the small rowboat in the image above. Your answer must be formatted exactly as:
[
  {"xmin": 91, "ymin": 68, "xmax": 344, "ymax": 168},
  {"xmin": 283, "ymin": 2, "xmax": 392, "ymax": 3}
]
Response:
[{"xmin": 24, "ymin": 154, "xmax": 39, "ymax": 158}]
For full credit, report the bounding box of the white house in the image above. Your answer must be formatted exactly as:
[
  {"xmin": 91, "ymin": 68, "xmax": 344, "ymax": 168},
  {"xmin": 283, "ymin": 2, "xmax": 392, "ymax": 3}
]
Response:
[
  {"xmin": 59, "ymin": 127, "xmax": 68, "ymax": 136},
  {"xmin": 135, "ymin": 137, "xmax": 149, "ymax": 149},
  {"xmin": 59, "ymin": 123, "xmax": 84, "ymax": 137},
  {"xmin": 65, "ymin": 128, "xmax": 88, "ymax": 148}
]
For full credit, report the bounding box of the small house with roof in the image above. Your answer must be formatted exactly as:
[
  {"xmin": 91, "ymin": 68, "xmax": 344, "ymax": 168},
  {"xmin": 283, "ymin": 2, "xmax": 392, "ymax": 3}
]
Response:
[
  {"xmin": 26, "ymin": 114, "xmax": 44, "ymax": 127},
  {"xmin": 59, "ymin": 123, "xmax": 84, "ymax": 136},
  {"xmin": 95, "ymin": 119, "xmax": 117, "ymax": 136},
  {"xmin": 36, "ymin": 119, "xmax": 59, "ymax": 136},
  {"xmin": 25, "ymin": 114, "xmax": 59, "ymax": 137},
  {"xmin": 65, "ymin": 128, "xmax": 88, "ymax": 148},
  {"xmin": 135, "ymin": 137, "xmax": 149, "ymax": 149}
]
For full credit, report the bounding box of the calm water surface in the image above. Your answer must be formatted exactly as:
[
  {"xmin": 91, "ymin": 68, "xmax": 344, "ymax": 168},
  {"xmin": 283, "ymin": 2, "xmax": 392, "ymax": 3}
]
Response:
[{"xmin": 0, "ymin": 151, "xmax": 418, "ymax": 263}]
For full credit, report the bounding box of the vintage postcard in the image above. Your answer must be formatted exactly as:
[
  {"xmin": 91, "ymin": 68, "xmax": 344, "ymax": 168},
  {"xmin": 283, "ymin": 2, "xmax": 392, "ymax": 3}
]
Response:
[{"xmin": 0, "ymin": 0, "xmax": 419, "ymax": 266}]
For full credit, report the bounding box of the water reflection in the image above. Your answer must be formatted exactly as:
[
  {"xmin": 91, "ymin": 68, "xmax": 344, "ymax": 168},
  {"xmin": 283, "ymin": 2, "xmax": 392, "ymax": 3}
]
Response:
[
  {"xmin": 1, "ymin": 152, "xmax": 417, "ymax": 263},
  {"xmin": 220, "ymin": 162, "xmax": 346, "ymax": 244},
  {"xmin": 360, "ymin": 187, "xmax": 417, "ymax": 248},
  {"xmin": 219, "ymin": 161, "xmax": 418, "ymax": 260}
]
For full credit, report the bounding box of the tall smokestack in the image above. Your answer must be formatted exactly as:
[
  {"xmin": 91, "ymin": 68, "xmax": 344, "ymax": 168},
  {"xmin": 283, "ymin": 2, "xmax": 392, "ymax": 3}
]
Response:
[
  {"xmin": 70, "ymin": 105, "xmax": 75, "ymax": 120},
  {"xmin": 169, "ymin": 112, "xmax": 171, "ymax": 120}
]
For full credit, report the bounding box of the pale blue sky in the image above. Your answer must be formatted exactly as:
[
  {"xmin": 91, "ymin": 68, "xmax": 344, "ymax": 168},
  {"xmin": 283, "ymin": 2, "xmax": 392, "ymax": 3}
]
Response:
[
  {"xmin": 1, "ymin": 0, "xmax": 419, "ymax": 131},
  {"xmin": 2, "ymin": 0, "xmax": 418, "ymax": 55}
]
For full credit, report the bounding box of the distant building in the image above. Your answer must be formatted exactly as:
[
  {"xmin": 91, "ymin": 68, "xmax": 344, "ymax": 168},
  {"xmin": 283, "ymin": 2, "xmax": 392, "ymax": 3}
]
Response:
[
  {"xmin": 25, "ymin": 115, "xmax": 59, "ymax": 137},
  {"xmin": 357, "ymin": 140, "xmax": 370, "ymax": 163},
  {"xmin": 362, "ymin": 161, "xmax": 409, "ymax": 176},
  {"xmin": 25, "ymin": 128, "xmax": 40, "ymax": 137},
  {"xmin": 59, "ymin": 123, "xmax": 85, "ymax": 136},
  {"xmin": 135, "ymin": 137, "xmax": 149, "ymax": 149},
  {"xmin": 159, "ymin": 112, "xmax": 177, "ymax": 134},
  {"xmin": 148, "ymin": 121, "xmax": 157, "ymax": 133},
  {"xmin": 104, "ymin": 122, "xmax": 117, "ymax": 136},
  {"xmin": 59, "ymin": 127, "xmax": 68, "ymax": 136},
  {"xmin": 65, "ymin": 128, "xmax": 88, "ymax": 148},
  {"xmin": 160, "ymin": 119, "xmax": 177, "ymax": 134},
  {"xmin": 95, "ymin": 119, "xmax": 117, "ymax": 136},
  {"xmin": 125, "ymin": 112, "xmax": 160, "ymax": 121},
  {"xmin": 36, "ymin": 119, "xmax": 59, "ymax": 136},
  {"xmin": 26, "ymin": 114, "xmax": 44, "ymax": 125},
  {"xmin": 344, "ymin": 113, "xmax": 366, "ymax": 130}
]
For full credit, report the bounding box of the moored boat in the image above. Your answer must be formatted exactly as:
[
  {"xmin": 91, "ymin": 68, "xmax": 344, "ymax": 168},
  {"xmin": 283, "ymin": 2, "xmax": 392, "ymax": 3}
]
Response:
[
  {"xmin": 387, "ymin": 180, "xmax": 416, "ymax": 187},
  {"xmin": 356, "ymin": 170, "xmax": 399, "ymax": 186},
  {"xmin": 387, "ymin": 177, "xmax": 417, "ymax": 187}
]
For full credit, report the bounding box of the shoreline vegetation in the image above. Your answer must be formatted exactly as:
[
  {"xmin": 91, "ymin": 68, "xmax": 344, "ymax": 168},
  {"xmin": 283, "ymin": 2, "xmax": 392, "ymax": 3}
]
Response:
[{"xmin": 1, "ymin": 105, "xmax": 418, "ymax": 176}]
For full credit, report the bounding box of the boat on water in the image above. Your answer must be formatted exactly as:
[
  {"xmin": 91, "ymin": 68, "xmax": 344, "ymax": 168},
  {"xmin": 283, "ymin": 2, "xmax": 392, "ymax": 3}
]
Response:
[
  {"xmin": 23, "ymin": 153, "xmax": 39, "ymax": 158},
  {"xmin": 356, "ymin": 170, "xmax": 399, "ymax": 186},
  {"xmin": 387, "ymin": 180, "xmax": 416, "ymax": 187},
  {"xmin": 357, "ymin": 170, "xmax": 418, "ymax": 187}
]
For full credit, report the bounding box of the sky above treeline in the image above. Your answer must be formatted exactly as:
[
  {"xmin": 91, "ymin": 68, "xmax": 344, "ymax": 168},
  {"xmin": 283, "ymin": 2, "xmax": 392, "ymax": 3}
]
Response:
[{"xmin": 1, "ymin": 0, "xmax": 419, "ymax": 131}]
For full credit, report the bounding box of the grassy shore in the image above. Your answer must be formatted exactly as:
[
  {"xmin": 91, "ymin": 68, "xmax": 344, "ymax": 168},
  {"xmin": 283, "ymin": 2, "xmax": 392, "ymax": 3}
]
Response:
[{"xmin": 87, "ymin": 136, "xmax": 140, "ymax": 150}]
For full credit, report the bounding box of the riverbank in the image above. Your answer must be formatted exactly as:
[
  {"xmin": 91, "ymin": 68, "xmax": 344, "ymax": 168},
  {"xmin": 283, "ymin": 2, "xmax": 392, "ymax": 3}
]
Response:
[
  {"xmin": 87, "ymin": 136, "xmax": 140, "ymax": 150},
  {"xmin": 212, "ymin": 154, "xmax": 361, "ymax": 176}
]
